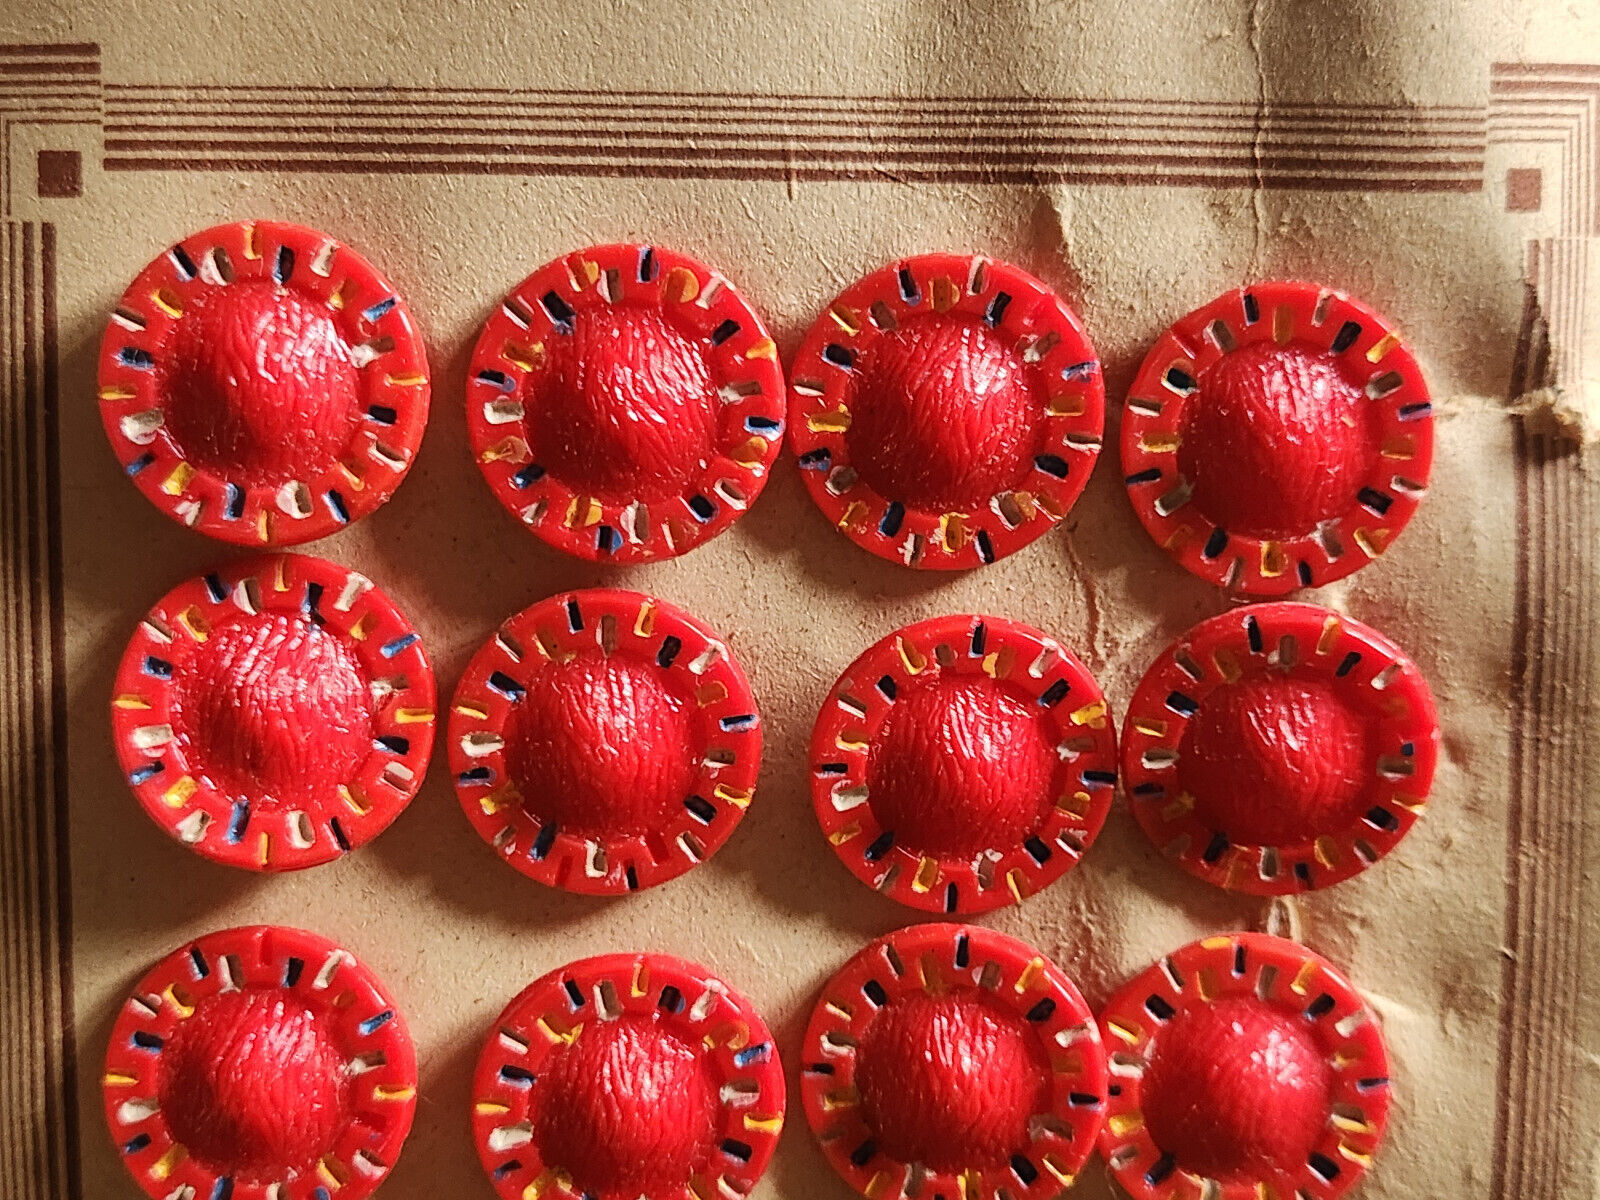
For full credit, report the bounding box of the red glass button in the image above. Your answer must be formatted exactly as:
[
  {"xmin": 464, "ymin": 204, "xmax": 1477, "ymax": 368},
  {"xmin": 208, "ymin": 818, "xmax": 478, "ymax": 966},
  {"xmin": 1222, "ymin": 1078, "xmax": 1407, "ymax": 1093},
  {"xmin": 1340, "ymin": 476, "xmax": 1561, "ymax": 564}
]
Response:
[
  {"xmin": 1121, "ymin": 281, "xmax": 1433, "ymax": 594},
  {"xmin": 450, "ymin": 589, "xmax": 761, "ymax": 893},
  {"xmin": 466, "ymin": 243, "xmax": 784, "ymax": 562},
  {"xmin": 1121, "ymin": 602, "xmax": 1438, "ymax": 892},
  {"xmin": 111, "ymin": 554, "xmax": 435, "ymax": 871},
  {"xmin": 1098, "ymin": 933, "xmax": 1390, "ymax": 1200},
  {"xmin": 801, "ymin": 923, "xmax": 1108, "ymax": 1199},
  {"xmin": 810, "ymin": 614, "xmax": 1116, "ymax": 914},
  {"xmin": 97, "ymin": 220, "xmax": 430, "ymax": 545},
  {"xmin": 788, "ymin": 254, "xmax": 1105, "ymax": 569},
  {"xmin": 103, "ymin": 925, "xmax": 417, "ymax": 1200},
  {"xmin": 471, "ymin": 952, "xmax": 785, "ymax": 1200}
]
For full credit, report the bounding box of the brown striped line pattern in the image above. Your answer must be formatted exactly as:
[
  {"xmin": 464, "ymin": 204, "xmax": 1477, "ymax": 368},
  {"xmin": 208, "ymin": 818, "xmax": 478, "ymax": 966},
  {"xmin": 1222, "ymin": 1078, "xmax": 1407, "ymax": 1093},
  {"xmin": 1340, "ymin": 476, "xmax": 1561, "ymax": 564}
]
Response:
[
  {"xmin": 0, "ymin": 44, "xmax": 100, "ymax": 216},
  {"xmin": 1497, "ymin": 263, "xmax": 1599, "ymax": 1200},
  {"xmin": 99, "ymin": 84, "xmax": 1486, "ymax": 192},
  {"xmin": 1490, "ymin": 60, "xmax": 1600, "ymax": 1200},
  {"xmin": 1489, "ymin": 60, "xmax": 1599, "ymax": 1200},
  {"xmin": 0, "ymin": 218, "xmax": 75, "ymax": 1200}
]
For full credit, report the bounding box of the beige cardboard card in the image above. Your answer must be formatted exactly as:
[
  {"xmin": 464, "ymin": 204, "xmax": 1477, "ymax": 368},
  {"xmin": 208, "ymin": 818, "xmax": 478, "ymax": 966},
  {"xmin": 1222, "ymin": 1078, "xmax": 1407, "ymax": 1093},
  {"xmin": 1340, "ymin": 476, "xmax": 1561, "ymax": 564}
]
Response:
[{"xmin": 0, "ymin": 1, "xmax": 1596, "ymax": 1197}]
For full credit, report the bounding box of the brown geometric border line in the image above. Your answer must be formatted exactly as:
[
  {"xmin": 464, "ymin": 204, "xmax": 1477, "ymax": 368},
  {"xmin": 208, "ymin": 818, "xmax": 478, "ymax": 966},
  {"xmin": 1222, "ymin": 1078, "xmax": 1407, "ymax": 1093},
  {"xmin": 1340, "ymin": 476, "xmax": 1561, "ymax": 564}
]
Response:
[
  {"xmin": 0, "ymin": 43, "xmax": 100, "ymax": 217},
  {"xmin": 0, "ymin": 215, "xmax": 74, "ymax": 1200},
  {"xmin": 96, "ymin": 83, "xmax": 1486, "ymax": 190},
  {"xmin": 1488, "ymin": 60, "xmax": 1600, "ymax": 1200}
]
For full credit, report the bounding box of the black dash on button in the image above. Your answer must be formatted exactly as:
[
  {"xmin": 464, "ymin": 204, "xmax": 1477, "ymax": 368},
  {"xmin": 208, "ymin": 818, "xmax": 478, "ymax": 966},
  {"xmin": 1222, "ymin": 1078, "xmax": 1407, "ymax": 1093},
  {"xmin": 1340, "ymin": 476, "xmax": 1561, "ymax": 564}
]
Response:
[
  {"xmin": 1330, "ymin": 320, "xmax": 1362, "ymax": 353},
  {"xmin": 1359, "ymin": 487, "xmax": 1393, "ymax": 515},
  {"xmin": 1309, "ymin": 1153, "xmax": 1341, "ymax": 1183},
  {"xmin": 862, "ymin": 979, "xmax": 888, "ymax": 1007},
  {"xmin": 984, "ymin": 291, "xmax": 1012, "ymax": 327},
  {"xmin": 1145, "ymin": 993, "xmax": 1176, "ymax": 1020},
  {"xmin": 1037, "ymin": 454, "xmax": 1071, "ymax": 479},
  {"xmin": 169, "ymin": 244, "xmax": 198, "ymax": 279},
  {"xmin": 863, "ymin": 830, "xmax": 894, "ymax": 862},
  {"xmin": 822, "ymin": 343, "xmax": 855, "ymax": 369},
  {"xmin": 488, "ymin": 671, "xmax": 524, "ymax": 701},
  {"xmin": 530, "ymin": 823, "xmax": 557, "ymax": 861},
  {"xmin": 1165, "ymin": 690, "xmax": 1199, "ymax": 717},
  {"xmin": 1245, "ymin": 615, "xmax": 1263, "ymax": 652},
  {"xmin": 685, "ymin": 795, "xmax": 716, "ymax": 824},
  {"xmin": 658, "ymin": 985, "xmax": 685, "ymax": 1013},
  {"xmin": 656, "ymin": 636, "xmax": 682, "ymax": 668},
  {"xmin": 1145, "ymin": 1153, "xmax": 1177, "ymax": 1186},
  {"xmin": 1025, "ymin": 997, "xmax": 1056, "ymax": 1023},
  {"xmin": 540, "ymin": 291, "xmax": 575, "ymax": 333},
  {"xmin": 1202, "ymin": 527, "xmax": 1229, "ymax": 559},
  {"xmin": 879, "ymin": 502, "xmax": 904, "ymax": 538},
  {"xmin": 1202, "ymin": 832, "xmax": 1230, "ymax": 864}
]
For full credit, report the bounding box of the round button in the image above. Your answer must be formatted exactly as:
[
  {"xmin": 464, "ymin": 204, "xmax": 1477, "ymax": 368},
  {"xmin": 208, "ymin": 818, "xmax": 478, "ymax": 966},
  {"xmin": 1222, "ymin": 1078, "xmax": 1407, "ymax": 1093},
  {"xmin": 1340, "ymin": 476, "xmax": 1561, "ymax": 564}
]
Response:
[
  {"xmin": 111, "ymin": 554, "xmax": 435, "ymax": 871},
  {"xmin": 103, "ymin": 925, "xmax": 417, "ymax": 1200},
  {"xmin": 450, "ymin": 589, "xmax": 761, "ymax": 893},
  {"xmin": 1120, "ymin": 602, "xmax": 1438, "ymax": 892},
  {"xmin": 1098, "ymin": 933, "xmax": 1390, "ymax": 1200},
  {"xmin": 801, "ymin": 922, "xmax": 1108, "ymax": 1199},
  {"xmin": 97, "ymin": 220, "xmax": 430, "ymax": 545},
  {"xmin": 471, "ymin": 952, "xmax": 785, "ymax": 1200},
  {"xmin": 1121, "ymin": 281, "xmax": 1433, "ymax": 594},
  {"xmin": 466, "ymin": 243, "xmax": 784, "ymax": 562},
  {"xmin": 810, "ymin": 613, "xmax": 1116, "ymax": 913},
  {"xmin": 788, "ymin": 254, "xmax": 1105, "ymax": 569}
]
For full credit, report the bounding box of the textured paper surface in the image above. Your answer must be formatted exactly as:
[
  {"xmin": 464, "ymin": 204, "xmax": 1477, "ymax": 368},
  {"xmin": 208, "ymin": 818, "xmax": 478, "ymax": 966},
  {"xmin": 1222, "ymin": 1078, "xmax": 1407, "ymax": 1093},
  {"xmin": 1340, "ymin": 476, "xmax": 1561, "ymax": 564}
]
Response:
[{"xmin": 0, "ymin": 2, "xmax": 1597, "ymax": 1198}]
